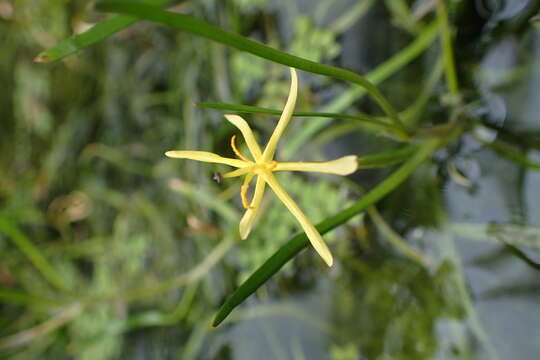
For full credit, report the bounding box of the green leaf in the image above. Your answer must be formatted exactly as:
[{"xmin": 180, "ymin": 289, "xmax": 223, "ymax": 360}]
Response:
[
  {"xmin": 482, "ymin": 138, "xmax": 540, "ymax": 171},
  {"xmin": 95, "ymin": 1, "xmax": 407, "ymax": 136},
  {"xmin": 436, "ymin": 0, "xmax": 459, "ymax": 94},
  {"xmin": 504, "ymin": 244, "xmax": 540, "ymax": 271},
  {"xmin": 197, "ymin": 102, "xmax": 394, "ymax": 130},
  {"xmin": 451, "ymin": 223, "xmax": 540, "ymax": 250},
  {"xmin": 0, "ymin": 289, "xmax": 59, "ymax": 307},
  {"xmin": 34, "ymin": 0, "xmax": 170, "ymax": 63},
  {"xmin": 212, "ymin": 139, "xmax": 440, "ymax": 327},
  {"xmin": 358, "ymin": 146, "xmax": 419, "ymax": 169},
  {"xmin": 0, "ymin": 217, "xmax": 68, "ymax": 292}
]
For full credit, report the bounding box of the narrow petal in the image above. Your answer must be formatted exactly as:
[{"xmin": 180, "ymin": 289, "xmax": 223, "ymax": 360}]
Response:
[
  {"xmin": 261, "ymin": 68, "xmax": 298, "ymax": 162},
  {"xmin": 262, "ymin": 172, "xmax": 333, "ymax": 266},
  {"xmin": 165, "ymin": 150, "xmax": 248, "ymax": 168},
  {"xmin": 239, "ymin": 176, "xmax": 266, "ymax": 239},
  {"xmin": 222, "ymin": 166, "xmax": 255, "ymax": 179},
  {"xmin": 274, "ymin": 155, "xmax": 358, "ymax": 175},
  {"xmin": 224, "ymin": 114, "xmax": 263, "ymax": 161}
]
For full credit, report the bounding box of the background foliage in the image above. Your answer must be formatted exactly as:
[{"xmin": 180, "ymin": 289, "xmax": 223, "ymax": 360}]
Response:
[{"xmin": 1, "ymin": 0, "xmax": 540, "ymax": 359}]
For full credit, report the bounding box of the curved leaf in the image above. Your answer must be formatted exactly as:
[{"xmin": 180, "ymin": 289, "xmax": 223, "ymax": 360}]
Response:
[{"xmin": 34, "ymin": 0, "xmax": 170, "ymax": 63}]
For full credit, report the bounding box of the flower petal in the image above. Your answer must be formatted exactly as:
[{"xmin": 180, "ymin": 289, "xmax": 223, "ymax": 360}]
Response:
[
  {"xmin": 274, "ymin": 155, "xmax": 358, "ymax": 175},
  {"xmin": 239, "ymin": 176, "xmax": 266, "ymax": 239},
  {"xmin": 222, "ymin": 166, "xmax": 255, "ymax": 179},
  {"xmin": 224, "ymin": 114, "xmax": 263, "ymax": 161},
  {"xmin": 165, "ymin": 150, "xmax": 248, "ymax": 168},
  {"xmin": 262, "ymin": 172, "xmax": 333, "ymax": 266},
  {"xmin": 261, "ymin": 68, "xmax": 298, "ymax": 162}
]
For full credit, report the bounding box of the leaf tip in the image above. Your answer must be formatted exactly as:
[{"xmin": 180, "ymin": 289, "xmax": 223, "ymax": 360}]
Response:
[
  {"xmin": 33, "ymin": 53, "xmax": 50, "ymax": 63},
  {"xmin": 212, "ymin": 313, "xmax": 224, "ymax": 327}
]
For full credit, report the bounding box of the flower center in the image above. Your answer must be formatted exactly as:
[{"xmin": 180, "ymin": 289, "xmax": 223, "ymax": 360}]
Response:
[{"xmin": 253, "ymin": 161, "xmax": 277, "ymax": 174}]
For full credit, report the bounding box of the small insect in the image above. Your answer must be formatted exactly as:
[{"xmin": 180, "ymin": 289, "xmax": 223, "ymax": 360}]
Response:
[{"xmin": 212, "ymin": 172, "xmax": 223, "ymax": 184}]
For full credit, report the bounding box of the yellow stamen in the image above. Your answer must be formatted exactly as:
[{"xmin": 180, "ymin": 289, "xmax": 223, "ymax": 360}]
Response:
[
  {"xmin": 240, "ymin": 173, "xmax": 255, "ymax": 209},
  {"xmin": 239, "ymin": 176, "xmax": 266, "ymax": 239},
  {"xmin": 231, "ymin": 135, "xmax": 251, "ymax": 162}
]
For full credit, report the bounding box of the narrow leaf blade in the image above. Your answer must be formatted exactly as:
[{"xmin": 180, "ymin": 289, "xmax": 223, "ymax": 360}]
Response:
[
  {"xmin": 0, "ymin": 218, "xmax": 68, "ymax": 292},
  {"xmin": 197, "ymin": 102, "xmax": 393, "ymax": 129},
  {"xmin": 34, "ymin": 15, "xmax": 138, "ymax": 63},
  {"xmin": 35, "ymin": 0, "xmax": 170, "ymax": 63}
]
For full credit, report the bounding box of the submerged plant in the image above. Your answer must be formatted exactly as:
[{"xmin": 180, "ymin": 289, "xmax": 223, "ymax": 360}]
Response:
[
  {"xmin": 165, "ymin": 68, "xmax": 358, "ymax": 266},
  {"xmin": 21, "ymin": 0, "xmax": 537, "ymax": 347}
]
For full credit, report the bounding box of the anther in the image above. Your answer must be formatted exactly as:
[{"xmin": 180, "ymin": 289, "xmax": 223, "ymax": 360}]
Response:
[
  {"xmin": 241, "ymin": 184, "xmax": 254, "ymax": 209},
  {"xmin": 230, "ymin": 135, "xmax": 251, "ymax": 162},
  {"xmin": 240, "ymin": 173, "xmax": 255, "ymax": 209}
]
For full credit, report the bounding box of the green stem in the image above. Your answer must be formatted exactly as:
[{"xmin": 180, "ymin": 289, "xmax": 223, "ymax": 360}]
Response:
[
  {"xmin": 197, "ymin": 102, "xmax": 394, "ymax": 129},
  {"xmin": 480, "ymin": 137, "xmax": 540, "ymax": 171},
  {"xmin": 0, "ymin": 218, "xmax": 68, "ymax": 293},
  {"xmin": 0, "ymin": 289, "xmax": 59, "ymax": 307},
  {"xmin": 437, "ymin": 0, "xmax": 459, "ymax": 94},
  {"xmin": 358, "ymin": 145, "xmax": 419, "ymax": 169}
]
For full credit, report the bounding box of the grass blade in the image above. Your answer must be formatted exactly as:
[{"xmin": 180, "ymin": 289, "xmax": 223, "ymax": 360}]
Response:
[
  {"xmin": 212, "ymin": 139, "xmax": 439, "ymax": 326},
  {"xmin": 197, "ymin": 102, "xmax": 394, "ymax": 129},
  {"xmin": 96, "ymin": 1, "xmax": 407, "ymax": 135},
  {"xmin": 436, "ymin": 0, "xmax": 459, "ymax": 94},
  {"xmin": 481, "ymin": 138, "xmax": 540, "ymax": 171},
  {"xmin": 504, "ymin": 244, "xmax": 540, "ymax": 271},
  {"xmin": 0, "ymin": 218, "xmax": 68, "ymax": 292},
  {"xmin": 0, "ymin": 289, "xmax": 59, "ymax": 307},
  {"xmin": 358, "ymin": 146, "xmax": 419, "ymax": 169},
  {"xmin": 451, "ymin": 223, "xmax": 540, "ymax": 250},
  {"xmin": 34, "ymin": 0, "xmax": 170, "ymax": 63}
]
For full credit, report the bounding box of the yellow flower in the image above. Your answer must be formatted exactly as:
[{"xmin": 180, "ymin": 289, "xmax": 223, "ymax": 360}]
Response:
[{"xmin": 165, "ymin": 68, "xmax": 358, "ymax": 266}]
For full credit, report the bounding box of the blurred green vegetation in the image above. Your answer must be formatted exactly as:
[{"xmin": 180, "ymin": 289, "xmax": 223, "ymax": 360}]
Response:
[{"xmin": 1, "ymin": 0, "xmax": 540, "ymax": 359}]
